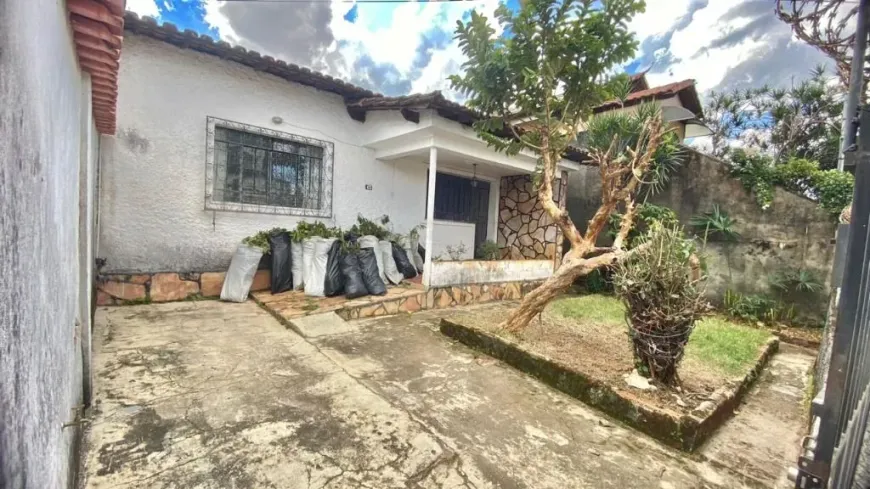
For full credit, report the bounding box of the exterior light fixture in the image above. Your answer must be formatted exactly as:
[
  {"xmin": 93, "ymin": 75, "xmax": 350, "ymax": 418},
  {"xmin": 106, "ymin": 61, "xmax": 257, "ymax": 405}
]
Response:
[{"xmin": 471, "ymin": 164, "xmax": 479, "ymax": 188}]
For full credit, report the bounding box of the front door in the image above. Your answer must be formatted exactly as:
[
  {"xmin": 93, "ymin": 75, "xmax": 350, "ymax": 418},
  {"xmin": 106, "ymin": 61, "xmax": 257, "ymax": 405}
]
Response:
[{"xmin": 431, "ymin": 172, "xmax": 490, "ymax": 256}]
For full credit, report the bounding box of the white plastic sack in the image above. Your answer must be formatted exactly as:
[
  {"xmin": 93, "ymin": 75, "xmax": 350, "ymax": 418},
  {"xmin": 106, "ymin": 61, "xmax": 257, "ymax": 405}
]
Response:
[
  {"xmin": 301, "ymin": 237, "xmax": 317, "ymax": 293},
  {"xmin": 380, "ymin": 240, "xmax": 404, "ymax": 285},
  {"xmin": 220, "ymin": 244, "xmax": 263, "ymax": 302},
  {"xmin": 406, "ymin": 235, "xmax": 425, "ymax": 273},
  {"xmin": 358, "ymin": 235, "xmax": 386, "ymax": 283},
  {"xmin": 291, "ymin": 240, "xmax": 304, "ymax": 289},
  {"xmin": 305, "ymin": 238, "xmax": 334, "ymax": 297}
]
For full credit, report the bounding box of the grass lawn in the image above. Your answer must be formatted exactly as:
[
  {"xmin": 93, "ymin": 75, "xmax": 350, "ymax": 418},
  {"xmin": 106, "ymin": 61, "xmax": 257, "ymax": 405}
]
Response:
[
  {"xmin": 451, "ymin": 293, "xmax": 775, "ymax": 413},
  {"xmin": 549, "ymin": 295, "xmax": 771, "ymax": 377}
]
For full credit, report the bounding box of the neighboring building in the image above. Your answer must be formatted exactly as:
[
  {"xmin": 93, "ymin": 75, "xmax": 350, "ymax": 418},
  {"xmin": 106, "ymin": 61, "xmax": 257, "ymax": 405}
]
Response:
[
  {"xmin": 593, "ymin": 73, "xmax": 710, "ymax": 141},
  {"xmin": 97, "ymin": 14, "xmax": 583, "ymax": 291},
  {"xmin": 0, "ymin": 0, "xmax": 123, "ymax": 487}
]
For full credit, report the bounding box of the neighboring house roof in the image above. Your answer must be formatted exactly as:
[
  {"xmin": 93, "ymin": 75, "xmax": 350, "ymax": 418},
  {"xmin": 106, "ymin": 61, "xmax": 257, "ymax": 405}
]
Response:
[
  {"xmin": 593, "ymin": 79, "xmax": 702, "ymax": 116},
  {"xmin": 68, "ymin": 0, "xmax": 126, "ymax": 134},
  {"xmin": 346, "ymin": 91, "xmax": 479, "ymax": 125},
  {"xmin": 124, "ymin": 12, "xmax": 378, "ymax": 101},
  {"xmin": 629, "ymin": 73, "xmax": 649, "ymax": 93}
]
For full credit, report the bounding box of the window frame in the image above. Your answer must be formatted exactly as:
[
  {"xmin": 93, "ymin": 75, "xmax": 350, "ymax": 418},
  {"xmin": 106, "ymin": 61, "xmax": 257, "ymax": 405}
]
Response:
[{"xmin": 204, "ymin": 116, "xmax": 334, "ymax": 217}]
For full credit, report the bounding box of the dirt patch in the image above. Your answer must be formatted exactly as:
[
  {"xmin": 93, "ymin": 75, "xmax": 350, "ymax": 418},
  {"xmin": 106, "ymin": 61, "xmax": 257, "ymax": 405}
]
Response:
[
  {"xmin": 441, "ymin": 301, "xmax": 779, "ymax": 451},
  {"xmin": 449, "ymin": 304, "xmax": 727, "ymax": 414},
  {"xmin": 772, "ymin": 326, "xmax": 822, "ymax": 349}
]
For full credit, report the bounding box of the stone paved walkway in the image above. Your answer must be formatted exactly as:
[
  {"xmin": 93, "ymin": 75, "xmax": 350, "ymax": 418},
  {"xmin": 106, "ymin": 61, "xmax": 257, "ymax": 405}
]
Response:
[{"xmin": 81, "ymin": 300, "xmax": 809, "ymax": 488}]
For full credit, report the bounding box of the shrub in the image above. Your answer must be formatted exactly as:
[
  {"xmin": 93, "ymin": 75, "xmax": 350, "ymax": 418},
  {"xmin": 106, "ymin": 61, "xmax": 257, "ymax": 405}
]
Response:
[
  {"xmin": 477, "ymin": 240, "xmax": 501, "ymax": 260},
  {"xmin": 728, "ymin": 149, "xmax": 777, "ymax": 209},
  {"xmin": 728, "ymin": 151, "xmax": 854, "ymax": 215},
  {"xmin": 444, "ymin": 243, "xmax": 468, "ymax": 261},
  {"xmin": 774, "ymin": 158, "xmax": 819, "ymax": 193},
  {"xmin": 811, "ymin": 169, "xmax": 854, "ymax": 214},
  {"xmin": 612, "ymin": 223, "xmax": 708, "ymax": 385},
  {"xmin": 584, "ymin": 267, "xmax": 612, "ymax": 293},
  {"xmin": 607, "ymin": 203, "xmax": 678, "ymax": 246},
  {"xmin": 723, "ymin": 289, "xmax": 776, "ymax": 323}
]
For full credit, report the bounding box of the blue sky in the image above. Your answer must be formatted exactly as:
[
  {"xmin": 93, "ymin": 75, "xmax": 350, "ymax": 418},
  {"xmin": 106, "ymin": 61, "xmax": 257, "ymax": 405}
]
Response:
[{"xmin": 126, "ymin": 0, "xmax": 830, "ymax": 98}]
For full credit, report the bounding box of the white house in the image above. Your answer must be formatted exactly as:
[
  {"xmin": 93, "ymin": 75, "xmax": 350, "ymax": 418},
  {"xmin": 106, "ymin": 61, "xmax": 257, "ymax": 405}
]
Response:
[{"xmin": 98, "ymin": 14, "xmax": 586, "ymax": 290}]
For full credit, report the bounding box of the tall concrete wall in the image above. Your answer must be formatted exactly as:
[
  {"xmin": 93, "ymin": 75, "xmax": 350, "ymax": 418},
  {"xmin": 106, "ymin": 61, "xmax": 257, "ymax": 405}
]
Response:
[
  {"xmin": 566, "ymin": 148, "xmax": 838, "ymax": 321},
  {"xmin": 1, "ymin": 1, "xmax": 92, "ymax": 488}
]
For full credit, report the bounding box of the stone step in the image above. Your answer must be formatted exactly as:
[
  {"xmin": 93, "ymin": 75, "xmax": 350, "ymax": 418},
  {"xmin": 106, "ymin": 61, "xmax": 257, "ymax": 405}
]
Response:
[{"xmin": 289, "ymin": 311, "xmax": 357, "ymax": 338}]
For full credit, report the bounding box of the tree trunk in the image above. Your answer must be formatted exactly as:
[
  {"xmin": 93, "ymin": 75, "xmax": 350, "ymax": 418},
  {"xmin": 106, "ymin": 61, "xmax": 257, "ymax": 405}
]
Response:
[{"xmin": 502, "ymin": 247, "xmax": 616, "ymax": 332}]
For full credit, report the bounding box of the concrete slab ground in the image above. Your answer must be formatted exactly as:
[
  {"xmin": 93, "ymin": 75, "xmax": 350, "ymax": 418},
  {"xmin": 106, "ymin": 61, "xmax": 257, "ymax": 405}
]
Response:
[
  {"xmin": 699, "ymin": 343, "xmax": 814, "ymax": 488},
  {"xmin": 82, "ymin": 300, "xmax": 809, "ymax": 488}
]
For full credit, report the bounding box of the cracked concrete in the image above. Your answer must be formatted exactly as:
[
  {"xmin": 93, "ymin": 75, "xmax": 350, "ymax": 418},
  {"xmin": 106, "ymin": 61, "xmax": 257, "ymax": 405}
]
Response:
[{"xmin": 83, "ymin": 301, "xmax": 798, "ymax": 488}]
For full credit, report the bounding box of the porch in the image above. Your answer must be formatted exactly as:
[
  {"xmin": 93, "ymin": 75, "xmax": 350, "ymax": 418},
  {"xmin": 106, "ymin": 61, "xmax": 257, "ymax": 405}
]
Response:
[{"xmin": 360, "ymin": 105, "xmax": 580, "ymax": 289}]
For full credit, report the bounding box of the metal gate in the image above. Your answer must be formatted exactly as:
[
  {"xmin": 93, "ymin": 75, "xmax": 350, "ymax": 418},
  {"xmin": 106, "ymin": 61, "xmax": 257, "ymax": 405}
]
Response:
[{"xmin": 793, "ymin": 107, "xmax": 870, "ymax": 489}]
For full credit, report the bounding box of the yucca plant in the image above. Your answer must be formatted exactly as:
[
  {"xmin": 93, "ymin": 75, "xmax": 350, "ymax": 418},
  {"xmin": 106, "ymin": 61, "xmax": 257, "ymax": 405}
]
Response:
[
  {"xmin": 612, "ymin": 223, "xmax": 708, "ymax": 385},
  {"xmin": 769, "ymin": 267, "xmax": 823, "ymax": 294},
  {"xmin": 690, "ymin": 205, "xmax": 740, "ymax": 242}
]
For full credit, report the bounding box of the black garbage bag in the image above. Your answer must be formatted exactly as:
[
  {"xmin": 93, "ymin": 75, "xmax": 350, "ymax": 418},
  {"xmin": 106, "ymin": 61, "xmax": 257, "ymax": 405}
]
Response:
[
  {"xmin": 324, "ymin": 241, "xmax": 345, "ymax": 297},
  {"xmin": 268, "ymin": 232, "xmax": 293, "ymax": 294},
  {"xmin": 358, "ymin": 247, "xmax": 387, "ymax": 296},
  {"xmin": 339, "ymin": 252, "xmax": 368, "ymax": 299},
  {"xmin": 392, "ymin": 242, "xmax": 417, "ymax": 279}
]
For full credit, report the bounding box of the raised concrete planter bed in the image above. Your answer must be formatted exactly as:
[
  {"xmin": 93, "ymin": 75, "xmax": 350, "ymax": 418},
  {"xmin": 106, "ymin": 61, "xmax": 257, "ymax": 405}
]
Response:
[{"xmin": 439, "ymin": 318, "xmax": 779, "ymax": 451}]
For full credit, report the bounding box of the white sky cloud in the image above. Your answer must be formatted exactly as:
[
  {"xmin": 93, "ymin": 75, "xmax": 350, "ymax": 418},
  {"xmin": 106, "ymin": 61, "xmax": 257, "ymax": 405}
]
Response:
[
  {"xmin": 195, "ymin": 0, "xmax": 831, "ymax": 98},
  {"xmin": 648, "ymin": 1, "xmax": 763, "ymax": 91},
  {"xmin": 630, "ymin": 0, "xmax": 829, "ymax": 93},
  {"xmin": 127, "ymin": 0, "xmax": 161, "ymax": 18}
]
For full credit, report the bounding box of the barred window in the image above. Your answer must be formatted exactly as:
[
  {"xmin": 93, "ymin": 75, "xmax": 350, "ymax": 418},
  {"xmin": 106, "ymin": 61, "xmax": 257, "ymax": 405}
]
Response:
[{"xmin": 205, "ymin": 117, "xmax": 334, "ymax": 217}]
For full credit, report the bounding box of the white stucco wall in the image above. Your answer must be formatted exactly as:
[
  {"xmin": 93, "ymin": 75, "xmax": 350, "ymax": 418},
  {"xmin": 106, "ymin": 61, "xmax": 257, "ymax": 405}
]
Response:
[
  {"xmin": 420, "ymin": 220, "xmax": 476, "ymax": 260},
  {"xmin": 100, "ymin": 35, "xmax": 432, "ymax": 273},
  {"xmin": 78, "ymin": 73, "xmax": 99, "ymax": 401},
  {"xmin": 1, "ymin": 1, "xmax": 88, "ymax": 487},
  {"xmin": 428, "ymin": 260, "xmax": 554, "ymax": 287}
]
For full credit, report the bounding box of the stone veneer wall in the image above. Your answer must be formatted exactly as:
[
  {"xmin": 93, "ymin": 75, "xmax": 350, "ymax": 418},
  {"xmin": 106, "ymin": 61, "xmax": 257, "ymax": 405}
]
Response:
[
  {"xmin": 497, "ymin": 173, "xmax": 568, "ymax": 260},
  {"xmin": 95, "ymin": 270, "xmax": 270, "ymax": 305},
  {"xmin": 338, "ymin": 280, "xmax": 544, "ymax": 320}
]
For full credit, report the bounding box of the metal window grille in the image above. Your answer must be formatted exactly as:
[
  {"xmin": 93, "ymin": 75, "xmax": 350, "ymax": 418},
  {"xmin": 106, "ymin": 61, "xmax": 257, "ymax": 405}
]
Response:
[{"xmin": 204, "ymin": 117, "xmax": 334, "ymax": 218}]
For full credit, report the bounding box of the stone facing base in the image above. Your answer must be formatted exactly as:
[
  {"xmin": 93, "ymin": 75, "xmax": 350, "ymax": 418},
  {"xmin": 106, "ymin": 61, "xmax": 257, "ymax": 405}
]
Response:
[
  {"xmin": 337, "ymin": 280, "xmax": 544, "ymax": 321},
  {"xmin": 96, "ymin": 270, "xmax": 270, "ymax": 305},
  {"xmin": 97, "ymin": 269, "xmax": 543, "ymax": 318}
]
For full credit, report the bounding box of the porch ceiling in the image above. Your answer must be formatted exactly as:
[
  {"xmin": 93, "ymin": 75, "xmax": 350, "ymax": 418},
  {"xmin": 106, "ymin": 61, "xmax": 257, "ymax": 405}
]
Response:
[{"xmin": 366, "ymin": 118, "xmax": 581, "ymax": 175}]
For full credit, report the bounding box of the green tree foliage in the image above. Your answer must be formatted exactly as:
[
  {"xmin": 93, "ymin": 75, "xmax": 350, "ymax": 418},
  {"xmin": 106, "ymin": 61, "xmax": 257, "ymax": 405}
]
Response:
[
  {"xmin": 450, "ymin": 0, "xmax": 644, "ymax": 166},
  {"xmin": 728, "ymin": 149, "xmax": 854, "ymax": 214},
  {"xmin": 703, "ymin": 67, "xmax": 842, "ymax": 170},
  {"xmin": 608, "ymin": 202, "xmax": 678, "ymax": 246},
  {"xmin": 450, "ymin": 0, "xmax": 675, "ymax": 333}
]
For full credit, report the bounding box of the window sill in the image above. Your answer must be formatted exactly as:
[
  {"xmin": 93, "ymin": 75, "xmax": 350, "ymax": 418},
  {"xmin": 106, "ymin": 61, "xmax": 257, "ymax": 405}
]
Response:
[{"xmin": 205, "ymin": 199, "xmax": 332, "ymax": 218}]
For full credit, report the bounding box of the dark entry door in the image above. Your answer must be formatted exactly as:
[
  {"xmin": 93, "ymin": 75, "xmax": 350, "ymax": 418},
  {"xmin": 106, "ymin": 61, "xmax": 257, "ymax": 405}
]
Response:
[{"xmin": 431, "ymin": 172, "xmax": 490, "ymax": 256}]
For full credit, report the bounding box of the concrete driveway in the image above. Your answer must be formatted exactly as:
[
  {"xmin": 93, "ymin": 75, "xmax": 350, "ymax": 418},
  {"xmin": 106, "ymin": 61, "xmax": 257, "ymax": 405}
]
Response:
[{"xmin": 82, "ymin": 300, "xmax": 768, "ymax": 488}]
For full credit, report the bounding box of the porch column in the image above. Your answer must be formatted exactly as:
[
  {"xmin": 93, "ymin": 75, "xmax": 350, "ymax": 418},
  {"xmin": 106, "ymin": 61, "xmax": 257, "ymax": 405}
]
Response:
[{"xmin": 423, "ymin": 146, "xmax": 437, "ymax": 289}]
